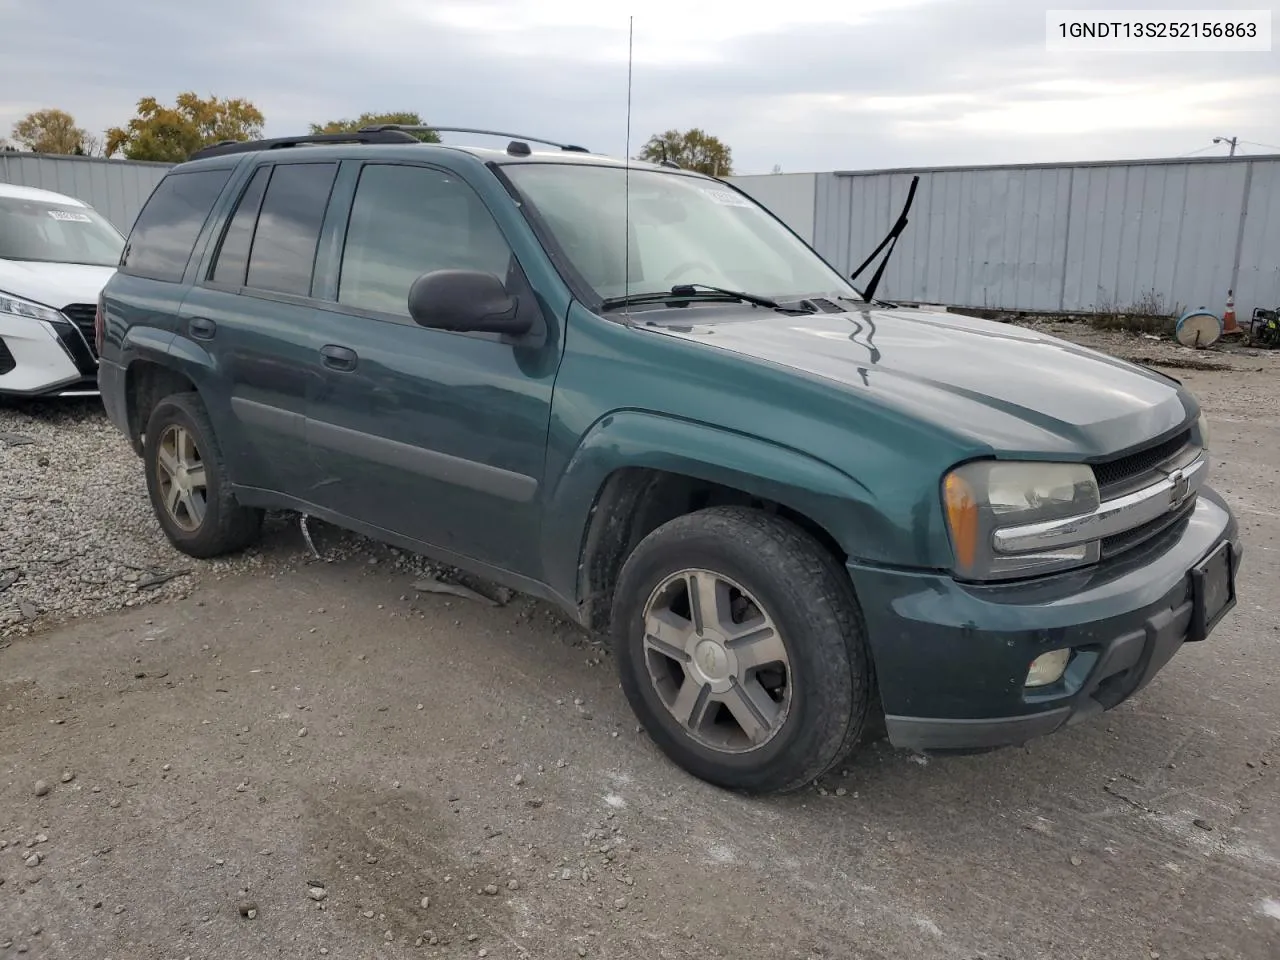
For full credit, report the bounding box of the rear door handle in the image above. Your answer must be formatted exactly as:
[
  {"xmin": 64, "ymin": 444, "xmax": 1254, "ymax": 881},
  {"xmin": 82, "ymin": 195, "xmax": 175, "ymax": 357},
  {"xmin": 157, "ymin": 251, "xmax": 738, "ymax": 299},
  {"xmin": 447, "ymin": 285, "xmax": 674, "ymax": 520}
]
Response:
[
  {"xmin": 189, "ymin": 316, "xmax": 216, "ymax": 340},
  {"xmin": 320, "ymin": 344, "xmax": 358, "ymax": 372}
]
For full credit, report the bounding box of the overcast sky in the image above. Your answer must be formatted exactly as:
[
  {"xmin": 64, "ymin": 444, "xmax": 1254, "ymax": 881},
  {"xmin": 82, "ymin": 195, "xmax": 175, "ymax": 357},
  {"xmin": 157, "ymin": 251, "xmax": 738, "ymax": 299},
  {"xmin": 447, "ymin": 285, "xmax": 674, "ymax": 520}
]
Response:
[{"xmin": 3, "ymin": 0, "xmax": 1278, "ymax": 174}]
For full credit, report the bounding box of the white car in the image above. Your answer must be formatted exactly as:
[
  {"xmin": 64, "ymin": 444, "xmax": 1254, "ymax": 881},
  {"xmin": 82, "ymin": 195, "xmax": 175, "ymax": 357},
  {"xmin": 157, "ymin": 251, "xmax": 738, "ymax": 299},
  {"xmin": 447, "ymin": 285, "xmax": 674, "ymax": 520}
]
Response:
[{"xmin": 0, "ymin": 182, "xmax": 125, "ymax": 397}]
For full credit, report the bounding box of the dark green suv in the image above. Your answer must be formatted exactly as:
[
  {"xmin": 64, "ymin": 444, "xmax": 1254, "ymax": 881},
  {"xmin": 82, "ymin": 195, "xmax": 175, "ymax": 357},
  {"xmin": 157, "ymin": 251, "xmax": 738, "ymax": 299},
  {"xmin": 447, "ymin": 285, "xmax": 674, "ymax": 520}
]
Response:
[{"xmin": 97, "ymin": 128, "xmax": 1239, "ymax": 793}]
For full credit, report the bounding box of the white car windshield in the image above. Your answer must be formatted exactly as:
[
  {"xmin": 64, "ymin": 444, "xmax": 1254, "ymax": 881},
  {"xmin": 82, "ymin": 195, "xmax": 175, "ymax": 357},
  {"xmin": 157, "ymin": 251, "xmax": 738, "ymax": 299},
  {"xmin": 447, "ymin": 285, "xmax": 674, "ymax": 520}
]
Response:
[
  {"xmin": 0, "ymin": 196, "xmax": 125, "ymax": 267},
  {"xmin": 504, "ymin": 163, "xmax": 858, "ymax": 304}
]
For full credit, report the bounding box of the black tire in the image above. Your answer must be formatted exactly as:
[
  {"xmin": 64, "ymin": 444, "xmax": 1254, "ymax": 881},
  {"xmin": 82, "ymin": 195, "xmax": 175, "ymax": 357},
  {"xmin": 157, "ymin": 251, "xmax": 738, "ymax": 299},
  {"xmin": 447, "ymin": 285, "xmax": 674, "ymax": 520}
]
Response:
[
  {"xmin": 143, "ymin": 391, "xmax": 263, "ymax": 559},
  {"xmin": 611, "ymin": 506, "xmax": 872, "ymax": 794}
]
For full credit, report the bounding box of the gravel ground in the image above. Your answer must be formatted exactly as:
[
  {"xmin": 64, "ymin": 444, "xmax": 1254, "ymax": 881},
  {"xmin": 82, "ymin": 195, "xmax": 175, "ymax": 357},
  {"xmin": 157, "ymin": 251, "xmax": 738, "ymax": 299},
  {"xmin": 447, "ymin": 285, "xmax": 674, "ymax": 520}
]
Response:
[
  {"xmin": 1019, "ymin": 318, "xmax": 1272, "ymax": 372},
  {"xmin": 0, "ymin": 323, "xmax": 1278, "ymax": 958},
  {"xmin": 0, "ymin": 399, "xmax": 456, "ymax": 641},
  {"xmin": 0, "ymin": 399, "xmax": 210, "ymax": 636}
]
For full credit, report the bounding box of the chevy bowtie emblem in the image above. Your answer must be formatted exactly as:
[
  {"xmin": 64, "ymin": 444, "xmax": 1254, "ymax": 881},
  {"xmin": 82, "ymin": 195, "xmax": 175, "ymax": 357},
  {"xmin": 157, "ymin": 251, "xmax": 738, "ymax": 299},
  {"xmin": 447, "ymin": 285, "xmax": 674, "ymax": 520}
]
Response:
[{"xmin": 1168, "ymin": 468, "xmax": 1191, "ymax": 507}]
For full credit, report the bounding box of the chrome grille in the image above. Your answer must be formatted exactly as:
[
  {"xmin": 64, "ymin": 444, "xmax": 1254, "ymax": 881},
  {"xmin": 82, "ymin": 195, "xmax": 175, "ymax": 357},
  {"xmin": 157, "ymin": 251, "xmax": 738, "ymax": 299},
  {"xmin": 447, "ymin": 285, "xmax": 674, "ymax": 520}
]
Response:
[
  {"xmin": 1100, "ymin": 495, "xmax": 1197, "ymax": 559},
  {"xmin": 1093, "ymin": 428, "xmax": 1196, "ymax": 498}
]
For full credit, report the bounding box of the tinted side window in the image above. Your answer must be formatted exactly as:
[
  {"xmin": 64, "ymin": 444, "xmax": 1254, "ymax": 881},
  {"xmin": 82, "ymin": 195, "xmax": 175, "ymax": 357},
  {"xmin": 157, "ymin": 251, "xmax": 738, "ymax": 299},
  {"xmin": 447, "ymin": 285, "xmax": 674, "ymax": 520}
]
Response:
[
  {"xmin": 121, "ymin": 169, "xmax": 230, "ymax": 283},
  {"xmin": 245, "ymin": 162, "xmax": 337, "ymax": 297},
  {"xmin": 338, "ymin": 164, "xmax": 512, "ymax": 317},
  {"xmin": 209, "ymin": 166, "xmax": 270, "ymax": 286}
]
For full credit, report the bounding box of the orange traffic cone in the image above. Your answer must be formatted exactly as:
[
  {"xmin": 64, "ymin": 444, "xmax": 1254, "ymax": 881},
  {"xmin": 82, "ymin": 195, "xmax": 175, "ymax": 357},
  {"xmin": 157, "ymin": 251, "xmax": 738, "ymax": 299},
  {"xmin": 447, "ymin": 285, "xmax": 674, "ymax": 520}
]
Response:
[{"xmin": 1223, "ymin": 289, "xmax": 1241, "ymax": 335}]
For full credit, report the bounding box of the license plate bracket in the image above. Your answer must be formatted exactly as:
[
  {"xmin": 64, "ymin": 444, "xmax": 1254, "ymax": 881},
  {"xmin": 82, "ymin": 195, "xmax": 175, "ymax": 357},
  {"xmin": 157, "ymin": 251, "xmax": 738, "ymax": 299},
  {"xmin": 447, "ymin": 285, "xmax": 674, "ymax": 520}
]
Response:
[{"xmin": 1189, "ymin": 541, "xmax": 1236, "ymax": 642}]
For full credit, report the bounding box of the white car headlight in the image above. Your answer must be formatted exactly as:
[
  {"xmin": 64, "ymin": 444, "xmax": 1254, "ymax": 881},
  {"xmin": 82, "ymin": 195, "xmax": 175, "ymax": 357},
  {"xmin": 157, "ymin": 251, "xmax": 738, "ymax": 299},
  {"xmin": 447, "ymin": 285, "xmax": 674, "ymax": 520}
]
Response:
[
  {"xmin": 943, "ymin": 460, "xmax": 1101, "ymax": 581},
  {"xmin": 0, "ymin": 290, "xmax": 66, "ymax": 326}
]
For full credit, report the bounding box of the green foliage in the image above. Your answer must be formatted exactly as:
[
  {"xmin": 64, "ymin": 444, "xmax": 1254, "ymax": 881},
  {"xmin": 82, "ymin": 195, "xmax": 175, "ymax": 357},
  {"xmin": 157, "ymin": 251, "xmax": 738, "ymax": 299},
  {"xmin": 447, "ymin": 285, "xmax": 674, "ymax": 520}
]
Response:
[
  {"xmin": 638, "ymin": 128, "xmax": 733, "ymax": 176},
  {"xmin": 105, "ymin": 93, "xmax": 265, "ymax": 162},
  {"xmin": 11, "ymin": 109, "xmax": 89, "ymax": 155},
  {"xmin": 309, "ymin": 112, "xmax": 440, "ymax": 143}
]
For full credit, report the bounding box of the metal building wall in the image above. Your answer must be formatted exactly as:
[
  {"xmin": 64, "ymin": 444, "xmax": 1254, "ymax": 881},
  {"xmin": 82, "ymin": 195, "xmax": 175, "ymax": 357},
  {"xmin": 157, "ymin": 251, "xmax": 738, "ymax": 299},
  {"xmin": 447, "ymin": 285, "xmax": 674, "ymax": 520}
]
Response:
[
  {"xmin": 0, "ymin": 154, "xmax": 171, "ymax": 233},
  {"xmin": 727, "ymin": 173, "xmax": 818, "ymax": 244},
  {"xmin": 799, "ymin": 155, "xmax": 1280, "ymax": 321}
]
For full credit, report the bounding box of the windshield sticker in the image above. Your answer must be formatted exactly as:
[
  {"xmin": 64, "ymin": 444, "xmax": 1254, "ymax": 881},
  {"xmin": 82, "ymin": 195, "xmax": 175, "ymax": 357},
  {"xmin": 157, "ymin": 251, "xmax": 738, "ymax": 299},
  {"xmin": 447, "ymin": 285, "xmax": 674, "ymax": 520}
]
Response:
[
  {"xmin": 48, "ymin": 210, "xmax": 93, "ymax": 222},
  {"xmin": 700, "ymin": 187, "xmax": 752, "ymax": 208}
]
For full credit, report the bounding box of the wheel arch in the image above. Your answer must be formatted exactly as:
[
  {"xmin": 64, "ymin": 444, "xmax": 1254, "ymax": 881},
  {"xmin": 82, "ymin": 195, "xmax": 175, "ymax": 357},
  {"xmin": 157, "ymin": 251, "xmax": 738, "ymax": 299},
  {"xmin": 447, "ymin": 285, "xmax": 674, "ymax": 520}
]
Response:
[
  {"xmin": 121, "ymin": 332, "xmax": 218, "ymax": 455},
  {"xmin": 541, "ymin": 410, "xmax": 886, "ymax": 633}
]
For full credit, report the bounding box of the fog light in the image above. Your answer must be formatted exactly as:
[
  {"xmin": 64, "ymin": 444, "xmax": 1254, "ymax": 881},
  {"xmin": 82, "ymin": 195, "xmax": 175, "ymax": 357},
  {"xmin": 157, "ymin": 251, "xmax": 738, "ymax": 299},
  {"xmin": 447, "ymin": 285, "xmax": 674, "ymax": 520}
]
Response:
[{"xmin": 1025, "ymin": 648, "xmax": 1071, "ymax": 688}]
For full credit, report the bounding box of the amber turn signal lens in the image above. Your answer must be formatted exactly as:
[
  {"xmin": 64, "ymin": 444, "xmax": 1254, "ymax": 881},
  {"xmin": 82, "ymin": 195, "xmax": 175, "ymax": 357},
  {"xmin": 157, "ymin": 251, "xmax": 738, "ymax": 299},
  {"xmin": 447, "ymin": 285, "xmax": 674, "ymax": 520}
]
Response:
[{"xmin": 943, "ymin": 472, "xmax": 979, "ymax": 572}]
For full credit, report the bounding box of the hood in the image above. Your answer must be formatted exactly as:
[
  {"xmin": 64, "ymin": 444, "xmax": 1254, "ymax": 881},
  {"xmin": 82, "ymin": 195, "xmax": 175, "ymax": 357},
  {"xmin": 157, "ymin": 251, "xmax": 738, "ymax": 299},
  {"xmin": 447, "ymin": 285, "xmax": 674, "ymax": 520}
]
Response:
[
  {"xmin": 0, "ymin": 259, "xmax": 117, "ymax": 310},
  {"xmin": 644, "ymin": 304, "xmax": 1193, "ymax": 458}
]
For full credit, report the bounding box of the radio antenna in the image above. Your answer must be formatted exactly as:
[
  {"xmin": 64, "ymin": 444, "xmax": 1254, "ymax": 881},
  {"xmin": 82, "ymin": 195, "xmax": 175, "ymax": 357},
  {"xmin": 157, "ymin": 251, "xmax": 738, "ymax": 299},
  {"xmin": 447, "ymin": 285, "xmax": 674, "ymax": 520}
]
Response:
[{"xmin": 623, "ymin": 15, "xmax": 634, "ymax": 315}]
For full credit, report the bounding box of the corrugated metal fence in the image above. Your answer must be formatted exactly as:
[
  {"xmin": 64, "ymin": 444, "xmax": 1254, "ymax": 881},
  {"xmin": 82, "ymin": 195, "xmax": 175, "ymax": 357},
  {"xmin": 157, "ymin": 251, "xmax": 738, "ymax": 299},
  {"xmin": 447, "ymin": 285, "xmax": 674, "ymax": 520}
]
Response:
[
  {"xmin": 734, "ymin": 155, "xmax": 1280, "ymax": 322},
  {"xmin": 5, "ymin": 153, "xmax": 1277, "ymax": 321},
  {"xmin": 0, "ymin": 153, "xmax": 170, "ymax": 233}
]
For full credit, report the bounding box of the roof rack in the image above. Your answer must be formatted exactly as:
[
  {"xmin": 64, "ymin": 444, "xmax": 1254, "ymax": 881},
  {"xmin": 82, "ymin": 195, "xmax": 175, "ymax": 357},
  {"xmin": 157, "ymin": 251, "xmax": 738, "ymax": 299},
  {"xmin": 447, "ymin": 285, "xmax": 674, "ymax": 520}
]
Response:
[
  {"xmin": 359, "ymin": 125, "xmax": 591, "ymax": 155},
  {"xmin": 188, "ymin": 129, "xmax": 420, "ymax": 161}
]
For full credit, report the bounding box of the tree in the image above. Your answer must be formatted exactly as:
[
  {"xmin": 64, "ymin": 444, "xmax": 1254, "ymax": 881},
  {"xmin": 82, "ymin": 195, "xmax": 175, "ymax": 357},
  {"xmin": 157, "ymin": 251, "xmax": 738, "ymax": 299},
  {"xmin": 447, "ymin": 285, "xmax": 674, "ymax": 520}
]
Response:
[
  {"xmin": 73, "ymin": 134, "xmax": 104, "ymax": 158},
  {"xmin": 309, "ymin": 111, "xmax": 439, "ymax": 143},
  {"xmin": 11, "ymin": 109, "xmax": 90, "ymax": 155},
  {"xmin": 105, "ymin": 93, "xmax": 265, "ymax": 162},
  {"xmin": 638, "ymin": 128, "xmax": 733, "ymax": 176}
]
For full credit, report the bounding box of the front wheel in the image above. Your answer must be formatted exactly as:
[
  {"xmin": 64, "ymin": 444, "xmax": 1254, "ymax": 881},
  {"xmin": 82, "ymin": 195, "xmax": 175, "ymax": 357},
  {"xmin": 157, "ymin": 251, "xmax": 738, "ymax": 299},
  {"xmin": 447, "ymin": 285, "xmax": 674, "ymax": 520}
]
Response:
[
  {"xmin": 143, "ymin": 392, "xmax": 263, "ymax": 559},
  {"xmin": 611, "ymin": 506, "xmax": 872, "ymax": 794}
]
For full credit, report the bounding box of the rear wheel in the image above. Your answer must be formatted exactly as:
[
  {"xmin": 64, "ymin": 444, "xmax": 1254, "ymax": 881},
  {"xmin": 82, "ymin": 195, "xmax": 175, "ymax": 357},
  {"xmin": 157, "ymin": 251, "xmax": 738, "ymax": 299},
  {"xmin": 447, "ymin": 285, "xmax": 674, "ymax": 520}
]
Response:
[
  {"xmin": 611, "ymin": 506, "xmax": 871, "ymax": 793},
  {"xmin": 144, "ymin": 392, "xmax": 262, "ymax": 558}
]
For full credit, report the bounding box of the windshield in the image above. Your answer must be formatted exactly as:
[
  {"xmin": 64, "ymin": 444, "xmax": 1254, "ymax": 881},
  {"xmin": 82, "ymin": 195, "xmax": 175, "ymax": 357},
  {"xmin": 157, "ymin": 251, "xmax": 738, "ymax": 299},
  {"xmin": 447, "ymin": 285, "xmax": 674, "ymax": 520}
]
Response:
[
  {"xmin": 503, "ymin": 164, "xmax": 857, "ymax": 304},
  {"xmin": 0, "ymin": 196, "xmax": 125, "ymax": 266}
]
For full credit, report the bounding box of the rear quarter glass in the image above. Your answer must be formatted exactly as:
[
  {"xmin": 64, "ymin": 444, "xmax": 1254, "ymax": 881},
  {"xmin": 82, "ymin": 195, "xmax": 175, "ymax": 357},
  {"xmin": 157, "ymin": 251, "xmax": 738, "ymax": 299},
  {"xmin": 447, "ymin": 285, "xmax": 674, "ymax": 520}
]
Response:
[{"xmin": 121, "ymin": 169, "xmax": 232, "ymax": 283}]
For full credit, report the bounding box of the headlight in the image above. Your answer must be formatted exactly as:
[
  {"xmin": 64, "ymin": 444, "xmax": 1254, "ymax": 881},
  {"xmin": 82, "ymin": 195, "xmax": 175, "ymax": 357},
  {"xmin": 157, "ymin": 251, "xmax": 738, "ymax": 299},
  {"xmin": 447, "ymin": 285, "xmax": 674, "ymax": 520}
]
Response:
[
  {"xmin": 942, "ymin": 461, "xmax": 1101, "ymax": 581},
  {"xmin": 0, "ymin": 290, "xmax": 66, "ymax": 325}
]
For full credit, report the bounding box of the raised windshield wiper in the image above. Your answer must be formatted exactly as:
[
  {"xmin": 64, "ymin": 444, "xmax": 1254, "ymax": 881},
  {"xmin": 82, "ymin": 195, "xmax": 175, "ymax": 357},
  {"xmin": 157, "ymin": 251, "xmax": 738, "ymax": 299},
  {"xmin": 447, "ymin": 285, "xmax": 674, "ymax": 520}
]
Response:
[
  {"xmin": 848, "ymin": 174, "xmax": 919, "ymax": 305},
  {"xmin": 600, "ymin": 283, "xmax": 779, "ymax": 312}
]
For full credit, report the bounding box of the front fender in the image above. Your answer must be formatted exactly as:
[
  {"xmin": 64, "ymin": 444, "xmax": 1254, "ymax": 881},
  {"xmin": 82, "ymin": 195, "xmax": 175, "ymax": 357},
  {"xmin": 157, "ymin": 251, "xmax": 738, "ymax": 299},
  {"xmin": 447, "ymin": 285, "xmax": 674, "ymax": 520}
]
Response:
[{"xmin": 541, "ymin": 409, "xmax": 894, "ymax": 605}]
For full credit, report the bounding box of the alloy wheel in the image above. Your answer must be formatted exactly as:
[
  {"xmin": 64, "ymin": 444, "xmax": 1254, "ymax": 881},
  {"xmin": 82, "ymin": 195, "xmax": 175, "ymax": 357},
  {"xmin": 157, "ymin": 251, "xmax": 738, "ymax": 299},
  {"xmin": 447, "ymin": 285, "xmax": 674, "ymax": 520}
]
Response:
[
  {"xmin": 641, "ymin": 569, "xmax": 793, "ymax": 753},
  {"xmin": 155, "ymin": 424, "xmax": 208, "ymax": 533}
]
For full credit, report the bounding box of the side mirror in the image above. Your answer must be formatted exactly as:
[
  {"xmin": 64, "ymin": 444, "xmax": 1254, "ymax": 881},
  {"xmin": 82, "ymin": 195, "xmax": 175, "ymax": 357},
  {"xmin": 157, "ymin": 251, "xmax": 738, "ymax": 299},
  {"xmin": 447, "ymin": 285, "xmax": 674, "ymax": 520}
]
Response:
[{"xmin": 407, "ymin": 269, "xmax": 532, "ymax": 336}]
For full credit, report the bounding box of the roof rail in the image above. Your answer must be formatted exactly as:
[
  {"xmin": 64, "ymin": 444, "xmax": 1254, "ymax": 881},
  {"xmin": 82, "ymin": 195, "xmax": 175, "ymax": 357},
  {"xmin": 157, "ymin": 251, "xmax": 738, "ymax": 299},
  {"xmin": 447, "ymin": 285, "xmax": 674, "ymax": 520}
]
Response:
[
  {"xmin": 359, "ymin": 125, "xmax": 591, "ymax": 154},
  {"xmin": 187, "ymin": 129, "xmax": 420, "ymax": 161}
]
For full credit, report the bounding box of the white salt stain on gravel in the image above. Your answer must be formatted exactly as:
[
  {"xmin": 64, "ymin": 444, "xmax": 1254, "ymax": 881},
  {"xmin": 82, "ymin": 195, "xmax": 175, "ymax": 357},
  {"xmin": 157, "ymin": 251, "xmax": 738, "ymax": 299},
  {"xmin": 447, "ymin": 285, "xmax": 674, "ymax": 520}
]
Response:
[
  {"xmin": 911, "ymin": 915, "xmax": 945, "ymax": 938},
  {"xmin": 705, "ymin": 842, "xmax": 738, "ymax": 864}
]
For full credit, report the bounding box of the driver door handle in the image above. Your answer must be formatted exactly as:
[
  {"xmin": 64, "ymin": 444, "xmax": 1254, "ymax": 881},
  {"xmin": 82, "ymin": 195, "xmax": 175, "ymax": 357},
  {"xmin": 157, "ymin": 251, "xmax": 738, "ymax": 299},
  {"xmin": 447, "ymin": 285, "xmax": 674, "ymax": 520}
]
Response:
[{"xmin": 320, "ymin": 344, "xmax": 358, "ymax": 372}]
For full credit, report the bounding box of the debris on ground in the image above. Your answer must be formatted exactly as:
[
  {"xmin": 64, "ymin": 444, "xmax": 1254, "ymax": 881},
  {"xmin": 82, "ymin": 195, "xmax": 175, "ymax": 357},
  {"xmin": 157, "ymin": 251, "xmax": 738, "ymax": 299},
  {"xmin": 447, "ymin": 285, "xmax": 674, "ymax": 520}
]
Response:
[{"xmin": 413, "ymin": 577, "xmax": 499, "ymax": 606}]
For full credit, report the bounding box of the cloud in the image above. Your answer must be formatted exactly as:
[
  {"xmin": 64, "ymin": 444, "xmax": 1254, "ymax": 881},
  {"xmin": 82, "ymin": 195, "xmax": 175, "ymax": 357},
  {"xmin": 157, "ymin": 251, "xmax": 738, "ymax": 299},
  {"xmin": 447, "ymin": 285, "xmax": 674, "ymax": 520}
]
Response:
[{"xmin": 1, "ymin": 0, "xmax": 1277, "ymax": 173}]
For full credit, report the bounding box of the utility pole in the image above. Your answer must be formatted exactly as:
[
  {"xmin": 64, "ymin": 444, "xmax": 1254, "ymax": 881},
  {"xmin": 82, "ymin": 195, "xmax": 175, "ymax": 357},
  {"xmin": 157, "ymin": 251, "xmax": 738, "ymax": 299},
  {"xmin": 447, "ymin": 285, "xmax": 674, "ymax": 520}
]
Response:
[{"xmin": 1213, "ymin": 135, "xmax": 1238, "ymax": 156}]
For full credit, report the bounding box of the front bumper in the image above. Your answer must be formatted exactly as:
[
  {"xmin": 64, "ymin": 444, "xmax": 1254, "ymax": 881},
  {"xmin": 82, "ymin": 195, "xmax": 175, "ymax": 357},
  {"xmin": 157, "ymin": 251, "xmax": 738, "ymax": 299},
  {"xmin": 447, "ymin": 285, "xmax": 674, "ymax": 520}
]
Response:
[
  {"xmin": 0, "ymin": 312, "xmax": 98, "ymax": 397},
  {"xmin": 850, "ymin": 487, "xmax": 1239, "ymax": 752}
]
